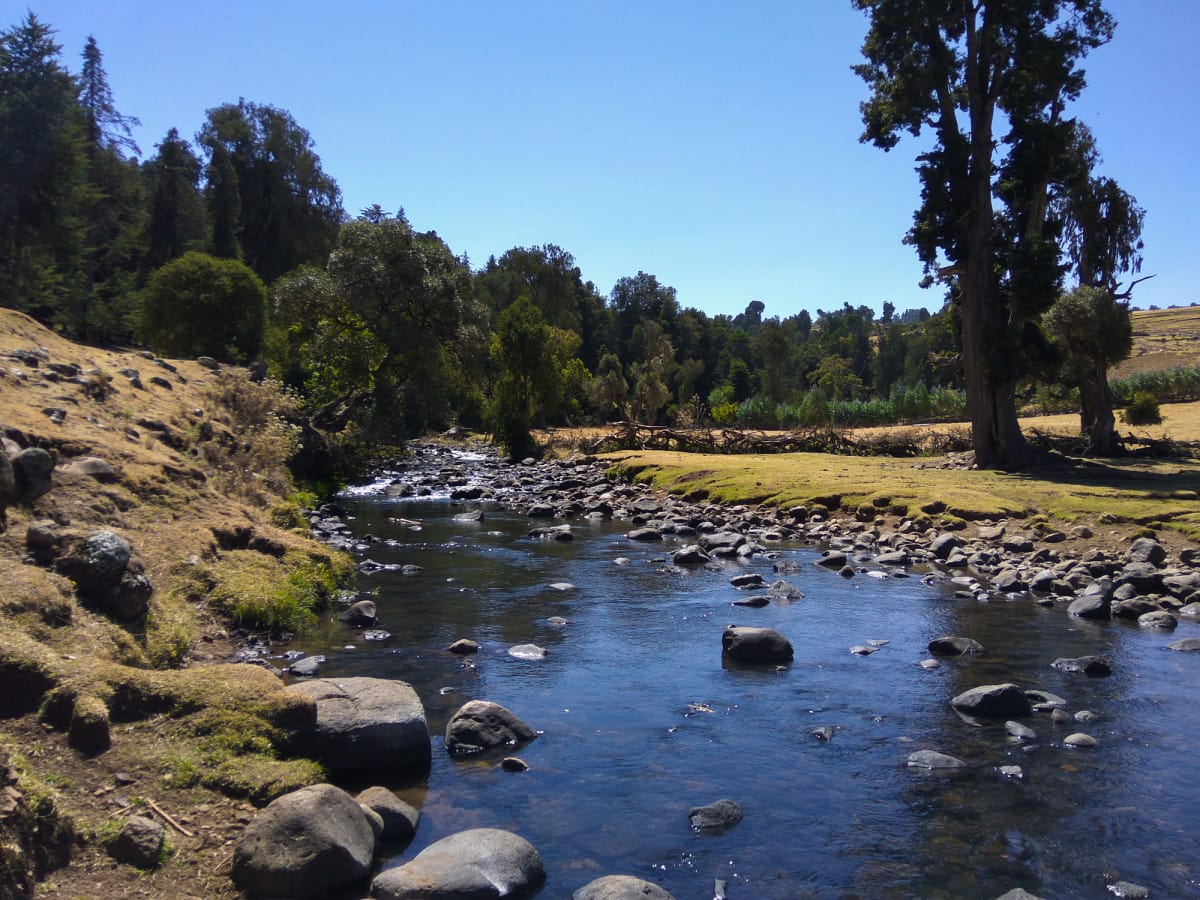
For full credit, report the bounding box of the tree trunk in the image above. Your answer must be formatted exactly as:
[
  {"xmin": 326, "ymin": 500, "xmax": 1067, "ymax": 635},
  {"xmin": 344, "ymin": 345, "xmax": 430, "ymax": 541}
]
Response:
[
  {"xmin": 1079, "ymin": 370, "xmax": 1117, "ymax": 457},
  {"xmin": 959, "ymin": 1, "xmax": 1030, "ymax": 472}
]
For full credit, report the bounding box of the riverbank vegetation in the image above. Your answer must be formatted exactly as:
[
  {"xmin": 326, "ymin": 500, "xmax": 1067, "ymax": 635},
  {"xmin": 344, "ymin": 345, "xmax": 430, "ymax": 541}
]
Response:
[
  {"xmin": 4, "ymin": 10, "xmax": 1198, "ymax": 471},
  {"xmin": 3, "ymin": 3, "xmax": 1200, "ymax": 895}
]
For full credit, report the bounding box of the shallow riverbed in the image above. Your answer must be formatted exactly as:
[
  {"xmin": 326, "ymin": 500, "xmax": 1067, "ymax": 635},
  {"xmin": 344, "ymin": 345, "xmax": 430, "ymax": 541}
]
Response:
[{"xmin": 292, "ymin": 470, "xmax": 1200, "ymax": 899}]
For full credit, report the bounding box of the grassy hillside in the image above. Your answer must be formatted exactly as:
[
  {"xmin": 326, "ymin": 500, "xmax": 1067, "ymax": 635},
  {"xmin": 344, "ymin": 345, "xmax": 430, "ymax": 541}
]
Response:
[
  {"xmin": 1112, "ymin": 305, "xmax": 1200, "ymax": 378},
  {"xmin": 0, "ymin": 309, "xmax": 351, "ymax": 898}
]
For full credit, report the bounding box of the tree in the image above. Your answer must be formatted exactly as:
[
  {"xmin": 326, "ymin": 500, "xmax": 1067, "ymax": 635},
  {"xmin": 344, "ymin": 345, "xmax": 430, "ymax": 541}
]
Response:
[
  {"xmin": 0, "ymin": 13, "xmax": 87, "ymax": 316},
  {"xmin": 141, "ymin": 128, "xmax": 208, "ymax": 277},
  {"xmin": 78, "ymin": 35, "xmax": 139, "ymax": 156},
  {"xmin": 198, "ymin": 100, "xmax": 343, "ymax": 283},
  {"xmin": 755, "ymin": 320, "xmax": 791, "ymax": 404},
  {"xmin": 207, "ymin": 142, "xmax": 241, "ymax": 259},
  {"xmin": 610, "ymin": 272, "xmax": 679, "ymax": 366},
  {"xmin": 1043, "ymin": 285, "xmax": 1131, "ymax": 455},
  {"xmin": 588, "ymin": 352, "xmax": 628, "ymax": 421},
  {"xmin": 854, "ymin": 0, "xmax": 1115, "ymax": 469},
  {"xmin": 271, "ymin": 218, "xmax": 470, "ymax": 441},
  {"xmin": 138, "ymin": 252, "xmax": 266, "ymax": 362}
]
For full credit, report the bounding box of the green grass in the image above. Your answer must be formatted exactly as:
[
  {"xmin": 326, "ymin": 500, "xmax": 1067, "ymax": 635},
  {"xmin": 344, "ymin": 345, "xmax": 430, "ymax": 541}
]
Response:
[{"xmin": 605, "ymin": 449, "xmax": 1200, "ymax": 539}]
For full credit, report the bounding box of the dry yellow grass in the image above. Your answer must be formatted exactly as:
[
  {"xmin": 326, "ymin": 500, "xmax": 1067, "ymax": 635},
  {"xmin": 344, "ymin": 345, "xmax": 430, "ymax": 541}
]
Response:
[
  {"xmin": 0, "ymin": 309, "xmax": 351, "ymax": 897},
  {"xmin": 1113, "ymin": 305, "xmax": 1200, "ymax": 378}
]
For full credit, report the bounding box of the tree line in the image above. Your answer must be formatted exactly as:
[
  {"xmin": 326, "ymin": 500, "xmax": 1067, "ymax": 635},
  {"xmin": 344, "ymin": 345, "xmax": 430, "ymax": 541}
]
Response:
[{"xmin": 1, "ymin": 7, "xmax": 1152, "ymax": 466}]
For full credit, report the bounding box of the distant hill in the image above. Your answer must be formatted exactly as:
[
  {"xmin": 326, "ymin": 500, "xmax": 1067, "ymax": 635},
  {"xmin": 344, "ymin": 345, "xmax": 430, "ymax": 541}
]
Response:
[{"xmin": 1114, "ymin": 306, "xmax": 1200, "ymax": 378}]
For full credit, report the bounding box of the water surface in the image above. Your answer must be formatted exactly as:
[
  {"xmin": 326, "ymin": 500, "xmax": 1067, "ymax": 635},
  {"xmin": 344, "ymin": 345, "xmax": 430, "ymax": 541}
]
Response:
[{"xmin": 293, "ymin": 483, "xmax": 1200, "ymax": 899}]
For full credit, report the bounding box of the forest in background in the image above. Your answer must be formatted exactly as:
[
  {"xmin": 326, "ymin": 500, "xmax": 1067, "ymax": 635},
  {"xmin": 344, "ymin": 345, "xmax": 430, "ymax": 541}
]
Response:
[{"xmin": 3, "ymin": 11, "xmax": 1195, "ymax": 465}]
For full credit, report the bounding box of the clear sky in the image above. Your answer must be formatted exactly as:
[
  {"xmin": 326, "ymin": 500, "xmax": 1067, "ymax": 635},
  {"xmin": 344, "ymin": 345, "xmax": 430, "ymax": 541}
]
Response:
[{"xmin": 23, "ymin": 0, "xmax": 1200, "ymax": 320}]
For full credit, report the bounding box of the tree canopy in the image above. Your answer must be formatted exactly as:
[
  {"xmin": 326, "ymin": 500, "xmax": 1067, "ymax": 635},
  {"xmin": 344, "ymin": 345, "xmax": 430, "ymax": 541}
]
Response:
[{"xmin": 854, "ymin": 0, "xmax": 1115, "ymax": 469}]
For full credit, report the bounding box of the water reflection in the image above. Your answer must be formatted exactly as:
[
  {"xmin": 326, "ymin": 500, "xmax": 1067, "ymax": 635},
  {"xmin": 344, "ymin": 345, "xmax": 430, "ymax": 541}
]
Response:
[{"xmin": 291, "ymin": 494, "xmax": 1200, "ymax": 898}]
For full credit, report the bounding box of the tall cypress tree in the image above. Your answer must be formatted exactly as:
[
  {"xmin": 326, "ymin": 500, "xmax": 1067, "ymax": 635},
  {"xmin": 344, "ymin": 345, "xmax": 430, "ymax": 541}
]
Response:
[
  {"xmin": 141, "ymin": 128, "xmax": 208, "ymax": 278},
  {"xmin": 0, "ymin": 13, "xmax": 87, "ymax": 318},
  {"xmin": 207, "ymin": 142, "xmax": 241, "ymax": 259}
]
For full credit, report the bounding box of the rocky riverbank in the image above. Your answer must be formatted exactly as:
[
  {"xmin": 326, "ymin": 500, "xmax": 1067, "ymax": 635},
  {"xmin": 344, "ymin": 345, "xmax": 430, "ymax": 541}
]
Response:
[{"xmin": 253, "ymin": 439, "xmax": 1198, "ymax": 898}]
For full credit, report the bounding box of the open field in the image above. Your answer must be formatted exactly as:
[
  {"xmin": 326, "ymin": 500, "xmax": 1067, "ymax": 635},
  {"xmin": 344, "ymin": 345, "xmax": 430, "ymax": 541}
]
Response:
[{"xmin": 1112, "ymin": 305, "xmax": 1200, "ymax": 378}]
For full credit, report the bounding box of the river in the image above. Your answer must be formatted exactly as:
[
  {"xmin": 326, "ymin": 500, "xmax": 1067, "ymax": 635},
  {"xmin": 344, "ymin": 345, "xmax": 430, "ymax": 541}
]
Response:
[{"xmin": 290, "ymin": 455, "xmax": 1200, "ymax": 899}]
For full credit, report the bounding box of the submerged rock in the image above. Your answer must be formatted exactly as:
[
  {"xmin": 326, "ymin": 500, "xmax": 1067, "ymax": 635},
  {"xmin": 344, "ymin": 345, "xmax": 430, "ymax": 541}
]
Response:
[
  {"xmin": 928, "ymin": 635, "xmax": 985, "ymax": 656},
  {"xmin": 371, "ymin": 828, "xmax": 545, "ymax": 899},
  {"xmin": 445, "ymin": 700, "xmax": 536, "ymax": 755},
  {"xmin": 950, "ymin": 683, "xmax": 1032, "ymax": 719},
  {"xmin": 573, "ymin": 874, "xmax": 675, "ymax": 899},
  {"xmin": 688, "ymin": 798, "xmax": 743, "ymax": 832},
  {"xmin": 907, "ymin": 750, "xmax": 966, "ymax": 770}
]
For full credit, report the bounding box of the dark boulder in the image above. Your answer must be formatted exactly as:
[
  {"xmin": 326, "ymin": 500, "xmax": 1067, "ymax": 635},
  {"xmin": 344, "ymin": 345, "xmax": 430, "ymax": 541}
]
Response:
[
  {"xmin": 232, "ymin": 783, "xmax": 375, "ymax": 899},
  {"xmin": 445, "ymin": 700, "xmax": 536, "ymax": 756},
  {"xmin": 950, "ymin": 683, "xmax": 1032, "ymax": 719},
  {"xmin": 721, "ymin": 625, "xmax": 793, "ymax": 664}
]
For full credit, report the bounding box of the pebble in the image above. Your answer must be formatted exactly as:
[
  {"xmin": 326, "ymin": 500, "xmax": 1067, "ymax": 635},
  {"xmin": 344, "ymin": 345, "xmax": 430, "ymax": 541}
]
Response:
[{"xmin": 1063, "ymin": 733, "xmax": 1097, "ymax": 748}]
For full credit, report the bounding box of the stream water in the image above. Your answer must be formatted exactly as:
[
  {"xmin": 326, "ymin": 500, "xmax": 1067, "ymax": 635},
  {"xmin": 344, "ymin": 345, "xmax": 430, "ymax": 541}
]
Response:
[{"xmin": 289, "ymin": 466, "xmax": 1200, "ymax": 899}]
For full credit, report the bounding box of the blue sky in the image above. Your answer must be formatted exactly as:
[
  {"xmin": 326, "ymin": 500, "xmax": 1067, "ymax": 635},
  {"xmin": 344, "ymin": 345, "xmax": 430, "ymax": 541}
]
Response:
[{"xmin": 25, "ymin": 0, "xmax": 1199, "ymax": 319}]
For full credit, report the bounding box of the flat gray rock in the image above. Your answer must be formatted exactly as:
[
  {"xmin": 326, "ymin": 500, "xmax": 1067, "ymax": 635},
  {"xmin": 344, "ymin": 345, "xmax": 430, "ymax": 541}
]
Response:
[
  {"xmin": 371, "ymin": 828, "xmax": 545, "ymax": 899},
  {"xmin": 286, "ymin": 677, "xmax": 430, "ymax": 773},
  {"xmin": 573, "ymin": 874, "xmax": 676, "ymax": 899},
  {"xmin": 907, "ymin": 750, "xmax": 966, "ymax": 769}
]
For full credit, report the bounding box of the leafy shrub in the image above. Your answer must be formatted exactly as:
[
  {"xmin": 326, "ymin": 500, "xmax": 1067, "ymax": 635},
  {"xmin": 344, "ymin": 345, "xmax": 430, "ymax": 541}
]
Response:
[
  {"xmin": 138, "ymin": 252, "xmax": 266, "ymax": 363},
  {"xmin": 711, "ymin": 401, "xmax": 738, "ymax": 425},
  {"xmin": 1121, "ymin": 391, "xmax": 1162, "ymax": 426}
]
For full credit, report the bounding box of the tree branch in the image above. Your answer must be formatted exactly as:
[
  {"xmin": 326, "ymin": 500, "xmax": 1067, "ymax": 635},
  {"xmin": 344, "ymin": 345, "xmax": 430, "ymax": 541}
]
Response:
[{"xmin": 1112, "ymin": 274, "xmax": 1156, "ymax": 300}]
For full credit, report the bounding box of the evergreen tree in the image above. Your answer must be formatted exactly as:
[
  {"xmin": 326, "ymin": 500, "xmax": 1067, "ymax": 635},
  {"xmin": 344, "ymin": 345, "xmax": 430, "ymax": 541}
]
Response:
[
  {"xmin": 141, "ymin": 128, "xmax": 208, "ymax": 278},
  {"xmin": 78, "ymin": 35, "xmax": 139, "ymax": 156},
  {"xmin": 207, "ymin": 142, "xmax": 241, "ymax": 259},
  {"xmin": 198, "ymin": 100, "xmax": 343, "ymax": 283},
  {"xmin": 0, "ymin": 13, "xmax": 87, "ymax": 317},
  {"xmin": 855, "ymin": 0, "xmax": 1115, "ymax": 469}
]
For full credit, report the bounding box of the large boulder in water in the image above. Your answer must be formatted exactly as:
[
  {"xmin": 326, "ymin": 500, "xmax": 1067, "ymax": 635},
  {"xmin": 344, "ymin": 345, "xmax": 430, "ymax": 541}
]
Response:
[
  {"xmin": 950, "ymin": 683, "xmax": 1032, "ymax": 719},
  {"xmin": 445, "ymin": 700, "xmax": 536, "ymax": 756},
  {"xmin": 371, "ymin": 828, "xmax": 545, "ymax": 899},
  {"xmin": 286, "ymin": 677, "xmax": 430, "ymax": 773},
  {"xmin": 573, "ymin": 875, "xmax": 676, "ymax": 899},
  {"xmin": 721, "ymin": 625, "xmax": 793, "ymax": 663},
  {"xmin": 232, "ymin": 783, "xmax": 376, "ymax": 899}
]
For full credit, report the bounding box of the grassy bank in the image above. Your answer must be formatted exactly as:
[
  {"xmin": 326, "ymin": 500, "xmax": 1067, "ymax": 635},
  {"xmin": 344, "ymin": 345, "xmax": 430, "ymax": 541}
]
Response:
[
  {"xmin": 0, "ymin": 309, "xmax": 351, "ymax": 897},
  {"xmin": 603, "ymin": 448, "xmax": 1200, "ymax": 543}
]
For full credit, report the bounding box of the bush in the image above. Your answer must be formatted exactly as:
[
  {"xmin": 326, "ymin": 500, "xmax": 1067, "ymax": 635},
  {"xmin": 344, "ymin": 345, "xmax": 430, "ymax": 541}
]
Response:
[
  {"xmin": 486, "ymin": 379, "xmax": 540, "ymax": 461},
  {"xmin": 1121, "ymin": 391, "xmax": 1162, "ymax": 426},
  {"xmin": 138, "ymin": 252, "xmax": 266, "ymax": 362}
]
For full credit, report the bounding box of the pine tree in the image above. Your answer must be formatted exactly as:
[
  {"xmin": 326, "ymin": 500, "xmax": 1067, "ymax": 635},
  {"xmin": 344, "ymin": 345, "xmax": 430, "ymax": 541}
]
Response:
[
  {"xmin": 78, "ymin": 35, "xmax": 140, "ymax": 156},
  {"xmin": 0, "ymin": 13, "xmax": 87, "ymax": 317}
]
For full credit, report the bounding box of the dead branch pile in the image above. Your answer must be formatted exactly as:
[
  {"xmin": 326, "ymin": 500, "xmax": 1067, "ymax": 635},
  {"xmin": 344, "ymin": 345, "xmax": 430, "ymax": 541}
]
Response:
[{"xmin": 575, "ymin": 422, "xmax": 969, "ymax": 458}]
